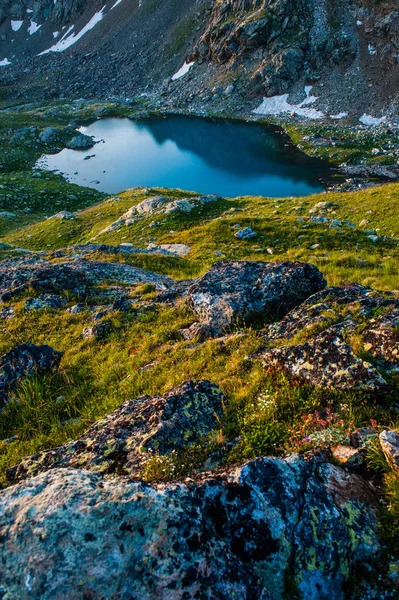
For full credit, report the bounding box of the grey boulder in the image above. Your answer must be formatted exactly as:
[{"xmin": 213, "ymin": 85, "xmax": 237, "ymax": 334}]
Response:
[
  {"xmin": 187, "ymin": 260, "xmax": 326, "ymax": 334},
  {"xmin": 0, "ymin": 456, "xmax": 379, "ymax": 600}
]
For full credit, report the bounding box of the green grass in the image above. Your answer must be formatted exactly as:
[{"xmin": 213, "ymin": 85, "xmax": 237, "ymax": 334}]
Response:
[
  {"xmin": 1, "ymin": 296, "xmax": 397, "ymax": 489},
  {"xmin": 3, "ymin": 183, "xmax": 398, "ymax": 289},
  {"xmin": 0, "ymin": 100, "xmax": 399, "ymax": 589},
  {"xmin": 283, "ymin": 121, "xmax": 399, "ymax": 166}
]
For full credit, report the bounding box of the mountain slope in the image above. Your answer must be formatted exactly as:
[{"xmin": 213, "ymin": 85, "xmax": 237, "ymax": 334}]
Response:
[{"xmin": 0, "ymin": 0, "xmax": 397, "ymax": 120}]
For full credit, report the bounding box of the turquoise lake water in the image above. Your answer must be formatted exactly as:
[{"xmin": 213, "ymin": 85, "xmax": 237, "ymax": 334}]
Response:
[{"xmin": 37, "ymin": 115, "xmax": 332, "ymax": 198}]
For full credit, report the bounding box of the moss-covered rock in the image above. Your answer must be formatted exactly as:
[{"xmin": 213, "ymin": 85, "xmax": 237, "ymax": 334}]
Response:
[{"xmin": 0, "ymin": 455, "xmax": 380, "ymax": 599}]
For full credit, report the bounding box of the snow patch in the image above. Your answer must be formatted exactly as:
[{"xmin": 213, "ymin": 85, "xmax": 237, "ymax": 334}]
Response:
[
  {"xmin": 0, "ymin": 58, "xmax": 11, "ymax": 66},
  {"xmin": 253, "ymin": 87, "xmax": 324, "ymax": 119},
  {"xmin": 111, "ymin": 0, "xmax": 124, "ymax": 9},
  {"xmin": 356, "ymin": 20, "xmax": 363, "ymax": 26},
  {"xmin": 172, "ymin": 61, "xmax": 195, "ymax": 81},
  {"xmin": 330, "ymin": 112, "xmax": 348, "ymax": 120},
  {"xmin": 39, "ymin": 7, "xmax": 105, "ymax": 55},
  {"xmin": 359, "ymin": 114, "xmax": 386, "ymax": 127},
  {"xmin": 53, "ymin": 31, "xmax": 59, "ymax": 38},
  {"xmin": 28, "ymin": 21, "xmax": 41, "ymax": 35},
  {"xmin": 368, "ymin": 44, "xmax": 377, "ymax": 56},
  {"xmin": 11, "ymin": 20, "xmax": 23, "ymax": 32}
]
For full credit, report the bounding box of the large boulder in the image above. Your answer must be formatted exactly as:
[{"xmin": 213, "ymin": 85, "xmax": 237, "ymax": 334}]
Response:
[
  {"xmin": 66, "ymin": 134, "xmax": 95, "ymax": 150},
  {"xmin": 0, "ymin": 456, "xmax": 379, "ymax": 600},
  {"xmin": 261, "ymin": 324, "xmax": 388, "ymax": 392},
  {"xmin": 7, "ymin": 380, "xmax": 225, "ymax": 483},
  {"xmin": 187, "ymin": 261, "xmax": 326, "ymax": 335},
  {"xmin": 260, "ymin": 284, "xmax": 399, "ymax": 390},
  {"xmin": 0, "ymin": 343, "xmax": 62, "ymax": 408}
]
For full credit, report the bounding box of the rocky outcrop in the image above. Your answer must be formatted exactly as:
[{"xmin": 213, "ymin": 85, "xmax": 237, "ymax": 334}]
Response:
[
  {"xmin": 0, "ymin": 256, "xmax": 88, "ymax": 302},
  {"xmin": 261, "ymin": 323, "xmax": 388, "ymax": 391},
  {"xmin": 259, "ymin": 284, "xmax": 399, "ymax": 390},
  {"xmin": 0, "ymin": 343, "xmax": 62, "ymax": 408},
  {"xmin": 6, "ymin": 380, "xmax": 225, "ymax": 483},
  {"xmin": 97, "ymin": 194, "xmax": 221, "ymax": 236},
  {"xmin": 66, "ymin": 133, "xmax": 95, "ymax": 150},
  {"xmin": 0, "ymin": 256, "xmax": 172, "ymax": 301},
  {"xmin": 0, "ymin": 455, "xmax": 380, "ymax": 600},
  {"xmin": 0, "ymin": 0, "xmax": 87, "ymax": 27},
  {"xmin": 187, "ymin": 260, "xmax": 326, "ymax": 335},
  {"xmin": 0, "ymin": 0, "xmax": 397, "ymax": 114},
  {"xmin": 191, "ymin": 0, "xmax": 358, "ymax": 96}
]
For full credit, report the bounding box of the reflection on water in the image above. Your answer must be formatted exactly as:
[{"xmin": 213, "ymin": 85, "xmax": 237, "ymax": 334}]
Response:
[{"xmin": 37, "ymin": 116, "xmax": 332, "ymax": 197}]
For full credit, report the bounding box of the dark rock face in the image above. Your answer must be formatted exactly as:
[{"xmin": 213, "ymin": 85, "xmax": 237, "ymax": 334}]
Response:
[
  {"xmin": 187, "ymin": 261, "xmax": 326, "ymax": 335},
  {"xmin": 6, "ymin": 380, "xmax": 225, "ymax": 483},
  {"xmin": 192, "ymin": 0, "xmax": 357, "ymax": 94},
  {"xmin": 260, "ymin": 284, "xmax": 399, "ymax": 390},
  {"xmin": 362, "ymin": 309, "xmax": 399, "ymax": 370},
  {"xmin": 0, "ymin": 456, "xmax": 379, "ymax": 600},
  {"xmin": 0, "ymin": 343, "xmax": 62, "ymax": 408},
  {"xmin": 0, "ymin": 256, "xmax": 172, "ymax": 301},
  {"xmin": 0, "ymin": 257, "xmax": 88, "ymax": 302},
  {"xmin": 24, "ymin": 294, "xmax": 67, "ymax": 311},
  {"xmin": 66, "ymin": 133, "xmax": 95, "ymax": 149},
  {"xmin": 262, "ymin": 324, "xmax": 388, "ymax": 391}
]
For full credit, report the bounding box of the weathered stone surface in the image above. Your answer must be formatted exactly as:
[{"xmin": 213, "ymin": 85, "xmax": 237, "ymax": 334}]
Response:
[
  {"xmin": 235, "ymin": 226, "xmax": 257, "ymax": 240},
  {"xmin": 49, "ymin": 210, "xmax": 77, "ymax": 220},
  {"xmin": 7, "ymin": 380, "xmax": 225, "ymax": 483},
  {"xmin": 263, "ymin": 284, "xmax": 398, "ymax": 342},
  {"xmin": 380, "ymin": 429, "xmax": 399, "ymax": 473},
  {"xmin": 24, "ymin": 294, "xmax": 67, "ymax": 311},
  {"xmin": 331, "ymin": 445, "xmax": 364, "ymax": 469},
  {"xmin": 38, "ymin": 127, "xmax": 58, "ymax": 143},
  {"xmin": 100, "ymin": 195, "xmax": 221, "ymax": 232},
  {"xmin": 66, "ymin": 134, "xmax": 94, "ymax": 149},
  {"xmin": 0, "ymin": 256, "xmax": 173, "ymax": 301},
  {"xmin": 0, "ymin": 306, "xmax": 15, "ymax": 319},
  {"xmin": 0, "ymin": 343, "xmax": 62, "ymax": 408},
  {"xmin": 0, "ymin": 257, "xmax": 88, "ymax": 302},
  {"xmin": 261, "ymin": 324, "xmax": 388, "ymax": 392},
  {"xmin": 260, "ymin": 284, "xmax": 399, "ymax": 390},
  {"xmin": 187, "ymin": 260, "xmax": 326, "ymax": 335},
  {"xmin": 362, "ymin": 309, "xmax": 399, "ymax": 370},
  {"xmin": 132, "ymin": 195, "xmax": 170, "ymax": 215},
  {"xmin": 147, "ymin": 242, "xmax": 191, "ymax": 256},
  {"xmin": 180, "ymin": 321, "xmax": 213, "ymax": 342},
  {"xmin": 82, "ymin": 320, "xmax": 112, "ymax": 340},
  {"xmin": 0, "ymin": 456, "xmax": 379, "ymax": 600},
  {"xmin": 75, "ymin": 259, "xmax": 173, "ymax": 290}
]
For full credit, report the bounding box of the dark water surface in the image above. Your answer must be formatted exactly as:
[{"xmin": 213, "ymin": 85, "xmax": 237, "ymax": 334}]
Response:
[{"xmin": 37, "ymin": 116, "xmax": 332, "ymax": 197}]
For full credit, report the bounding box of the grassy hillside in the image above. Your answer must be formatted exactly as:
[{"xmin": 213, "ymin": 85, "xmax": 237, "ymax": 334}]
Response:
[
  {"xmin": 3, "ymin": 183, "xmax": 399, "ymax": 289},
  {"xmin": 0, "ymin": 104, "xmax": 398, "ymax": 580},
  {"xmin": 1, "ymin": 182, "xmax": 398, "ymax": 485}
]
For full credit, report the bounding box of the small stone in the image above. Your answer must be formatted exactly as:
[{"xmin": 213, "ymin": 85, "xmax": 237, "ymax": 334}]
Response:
[
  {"xmin": 331, "ymin": 445, "xmax": 364, "ymax": 468},
  {"xmin": 235, "ymin": 227, "xmax": 257, "ymax": 240},
  {"xmin": 180, "ymin": 322, "xmax": 213, "ymax": 342},
  {"xmin": 82, "ymin": 321, "xmax": 112, "ymax": 340},
  {"xmin": 380, "ymin": 429, "xmax": 399, "ymax": 472}
]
